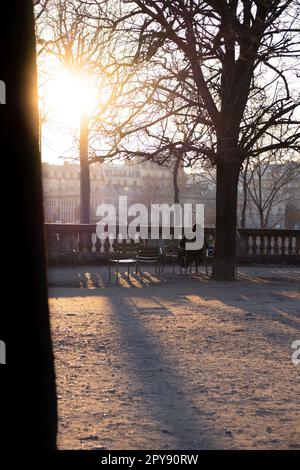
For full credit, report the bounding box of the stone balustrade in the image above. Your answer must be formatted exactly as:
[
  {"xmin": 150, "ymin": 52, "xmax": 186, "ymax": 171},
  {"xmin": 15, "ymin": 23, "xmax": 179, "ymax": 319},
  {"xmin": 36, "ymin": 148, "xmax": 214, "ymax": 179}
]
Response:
[{"xmin": 45, "ymin": 224, "xmax": 300, "ymax": 265}]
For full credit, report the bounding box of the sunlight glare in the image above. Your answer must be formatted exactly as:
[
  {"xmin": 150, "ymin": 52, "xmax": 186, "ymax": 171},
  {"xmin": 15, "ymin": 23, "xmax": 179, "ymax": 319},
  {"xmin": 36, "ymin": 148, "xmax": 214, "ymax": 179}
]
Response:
[{"xmin": 40, "ymin": 69, "xmax": 98, "ymax": 125}]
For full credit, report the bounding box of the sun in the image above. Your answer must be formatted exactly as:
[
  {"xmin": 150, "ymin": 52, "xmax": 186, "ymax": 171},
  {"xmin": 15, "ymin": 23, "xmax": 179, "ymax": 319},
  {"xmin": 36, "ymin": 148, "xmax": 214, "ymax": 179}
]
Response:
[{"xmin": 40, "ymin": 68, "xmax": 99, "ymax": 125}]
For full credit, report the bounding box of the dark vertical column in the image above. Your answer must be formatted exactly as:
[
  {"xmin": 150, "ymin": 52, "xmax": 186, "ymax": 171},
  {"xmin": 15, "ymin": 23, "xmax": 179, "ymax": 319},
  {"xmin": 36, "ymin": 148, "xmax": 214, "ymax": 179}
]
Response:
[
  {"xmin": 80, "ymin": 111, "xmax": 91, "ymax": 223},
  {"xmin": 0, "ymin": 0, "xmax": 57, "ymax": 452}
]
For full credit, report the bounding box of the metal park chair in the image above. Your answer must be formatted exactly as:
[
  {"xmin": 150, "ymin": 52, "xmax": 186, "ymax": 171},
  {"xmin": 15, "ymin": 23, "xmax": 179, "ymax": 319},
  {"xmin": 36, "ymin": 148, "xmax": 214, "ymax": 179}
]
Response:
[
  {"xmin": 108, "ymin": 243, "xmax": 139, "ymax": 283},
  {"xmin": 136, "ymin": 244, "xmax": 163, "ymax": 281},
  {"xmin": 163, "ymin": 239, "xmax": 179, "ymax": 275}
]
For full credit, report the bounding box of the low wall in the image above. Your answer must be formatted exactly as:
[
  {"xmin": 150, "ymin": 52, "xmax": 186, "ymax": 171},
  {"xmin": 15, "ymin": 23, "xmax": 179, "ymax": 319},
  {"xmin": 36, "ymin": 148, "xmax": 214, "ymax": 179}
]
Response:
[{"xmin": 45, "ymin": 224, "xmax": 300, "ymax": 266}]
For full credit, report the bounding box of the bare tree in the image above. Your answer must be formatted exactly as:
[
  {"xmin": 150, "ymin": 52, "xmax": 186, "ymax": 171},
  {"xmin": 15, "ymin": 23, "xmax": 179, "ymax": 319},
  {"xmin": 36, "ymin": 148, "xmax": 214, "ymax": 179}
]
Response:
[
  {"xmin": 36, "ymin": 0, "xmax": 119, "ymax": 222},
  {"xmin": 239, "ymin": 148, "xmax": 300, "ymax": 228},
  {"xmin": 90, "ymin": 0, "xmax": 300, "ymax": 280}
]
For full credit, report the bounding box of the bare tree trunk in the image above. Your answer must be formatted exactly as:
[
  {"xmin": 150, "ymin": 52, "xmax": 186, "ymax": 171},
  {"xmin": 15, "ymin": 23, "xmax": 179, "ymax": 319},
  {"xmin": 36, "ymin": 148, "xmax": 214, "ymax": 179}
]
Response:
[
  {"xmin": 80, "ymin": 111, "xmax": 90, "ymax": 223},
  {"xmin": 173, "ymin": 154, "xmax": 181, "ymax": 204},
  {"xmin": 258, "ymin": 162, "xmax": 264, "ymax": 228},
  {"xmin": 240, "ymin": 157, "xmax": 249, "ymax": 228},
  {"xmin": 211, "ymin": 161, "xmax": 240, "ymax": 281},
  {"xmin": 259, "ymin": 209, "xmax": 265, "ymax": 228},
  {"xmin": 1, "ymin": 0, "xmax": 57, "ymax": 449}
]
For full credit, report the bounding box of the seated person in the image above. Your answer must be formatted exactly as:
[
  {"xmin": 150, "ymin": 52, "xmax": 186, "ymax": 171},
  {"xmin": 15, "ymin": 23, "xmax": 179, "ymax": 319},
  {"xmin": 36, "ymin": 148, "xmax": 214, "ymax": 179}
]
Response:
[{"xmin": 178, "ymin": 224, "xmax": 207, "ymax": 269}]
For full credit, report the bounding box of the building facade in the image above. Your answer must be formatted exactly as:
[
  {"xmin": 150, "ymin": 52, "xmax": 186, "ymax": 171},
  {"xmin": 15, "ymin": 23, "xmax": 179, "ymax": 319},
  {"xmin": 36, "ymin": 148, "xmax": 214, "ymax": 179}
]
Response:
[
  {"xmin": 42, "ymin": 160, "xmax": 180, "ymax": 224},
  {"xmin": 42, "ymin": 160, "xmax": 300, "ymax": 228}
]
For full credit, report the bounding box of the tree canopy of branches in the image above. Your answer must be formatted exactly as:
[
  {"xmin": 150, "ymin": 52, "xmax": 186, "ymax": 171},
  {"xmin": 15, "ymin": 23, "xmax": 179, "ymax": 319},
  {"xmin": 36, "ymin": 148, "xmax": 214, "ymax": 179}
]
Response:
[{"xmin": 86, "ymin": 0, "xmax": 300, "ymax": 280}]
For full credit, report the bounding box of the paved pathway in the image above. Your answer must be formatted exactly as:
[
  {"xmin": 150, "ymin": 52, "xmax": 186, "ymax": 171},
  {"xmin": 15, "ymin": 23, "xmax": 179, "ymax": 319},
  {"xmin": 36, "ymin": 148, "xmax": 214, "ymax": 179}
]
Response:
[{"xmin": 48, "ymin": 266, "xmax": 300, "ymax": 449}]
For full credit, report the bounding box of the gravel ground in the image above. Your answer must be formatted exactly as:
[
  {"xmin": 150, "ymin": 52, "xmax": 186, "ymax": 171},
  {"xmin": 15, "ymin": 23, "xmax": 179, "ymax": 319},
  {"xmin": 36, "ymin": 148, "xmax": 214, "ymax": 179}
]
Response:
[{"xmin": 48, "ymin": 265, "xmax": 300, "ymax": 450}]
